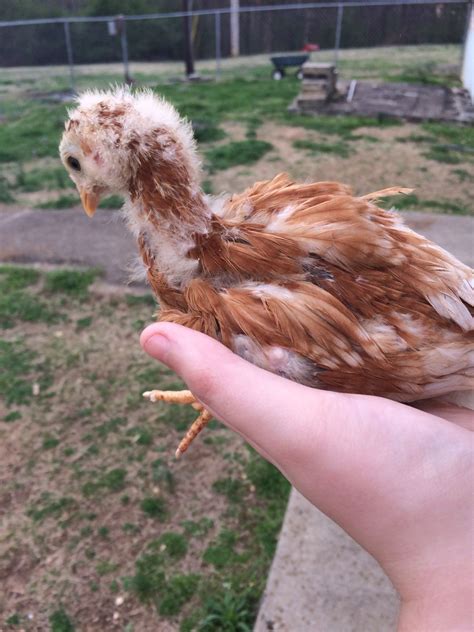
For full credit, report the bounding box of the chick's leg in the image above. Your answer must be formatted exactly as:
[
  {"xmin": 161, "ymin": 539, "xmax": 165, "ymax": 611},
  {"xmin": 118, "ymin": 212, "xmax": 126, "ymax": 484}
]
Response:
[{"xmin": 142, "ymin": 389, "xmax": 212, "ymax": 458}]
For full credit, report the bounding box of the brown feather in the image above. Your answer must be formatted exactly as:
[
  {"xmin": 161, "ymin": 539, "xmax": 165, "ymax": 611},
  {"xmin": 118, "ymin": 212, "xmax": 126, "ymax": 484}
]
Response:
[{"xmin": 140, "ymin": 171, "xmax": 473, "ymax": 402}]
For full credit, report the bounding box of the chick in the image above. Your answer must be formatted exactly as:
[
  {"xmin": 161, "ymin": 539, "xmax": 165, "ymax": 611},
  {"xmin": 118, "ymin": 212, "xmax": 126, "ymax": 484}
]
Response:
[{"xmin": 60, "ymin": 88, "xmax": 474, "ymax": 456}]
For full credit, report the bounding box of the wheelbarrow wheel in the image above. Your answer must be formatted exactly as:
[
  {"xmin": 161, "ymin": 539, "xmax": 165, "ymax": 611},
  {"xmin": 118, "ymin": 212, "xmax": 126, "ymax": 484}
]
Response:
[{"xmin": 272, "ymin": 69, "xmax": 284, "ymax": 80}]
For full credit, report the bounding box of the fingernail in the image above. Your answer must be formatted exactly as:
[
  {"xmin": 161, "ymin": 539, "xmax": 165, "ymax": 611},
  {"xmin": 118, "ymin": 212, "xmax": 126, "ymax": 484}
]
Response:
[{"xmin": 143, "ymin": 334, "xmax": 170, "ymax": 361}]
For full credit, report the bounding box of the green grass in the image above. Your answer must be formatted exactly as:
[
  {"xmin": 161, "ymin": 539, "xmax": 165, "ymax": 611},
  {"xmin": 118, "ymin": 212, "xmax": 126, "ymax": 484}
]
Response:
[
  {"xmin": 198, "ymin": 591, "xmax": 254, "ymax": 632},
  {"xmin": 5, "ymin": 613, "xmax": 21, "ymax": 626},
  {"xmin": 0, "ymin": 339, "xmax": 38, "ymax": 405},
  {"xmin": 0, "ymin": 266, "xmax": 40, "ymax": 292},
  {"xmin": 193, "ymin": 120, "xmax": 226, "ymax": 143},
  {"xmin": 151, "ymin": 458, "xmax": 175, "ymax": 492},
  {"xmin": 213, "ymin": 477, "xmax": 246, "ymax": 503},
  {"xmin": 293, "ymin": 139, "xmax": 351, "ymax": 158},
  {"xmin": 126, "ymin": 425, "xmax": 153, "ymax": 446},
  {"xmin": 381, "ymin": 192, "xmax": 469, "ymax": 215},
  {"xmin": 129, "ymin": 551, "xmax": 199, "ymax": 616},
  {"xmin": 98, "ymin": 194, "xmax": 124, "ymax": 209},
  {"xmin": 385, "ymin": 62, "xmax": 461, "ymax": 88},
  {"xmin": 125, "ymin": 293, "xmax": 156, "ymax": 307},
  {"xmin": 346, "ymin": 133, "xmax": 379, "ymax": 143},
  {"xmin": 45, "ymin": 269, "xmax": 99, "ymax": 296},
  {"xmin": 0, "ymin": 175, "xmax": 15, "ymax": 202},
  {"xmin": 76, "ymin": 316, "xmax": 93, "ymax": 330},
  {"xmin": 420, "ymin": 122, "xmax": 474, "ymax": 165},
  {"xmin": 81, "ymin": 468, "xmax": 127, "ymax": 497},
  {"xmin": 246, "ymin": 449, "xmax": 290, "ymax": 500},
  {"xmin": 181, "ymin": 517, "xmax": 214, "ymax": 537},
  {"xmin": 95, "ymin": 560, "xmax": 119, "ymax": 576},
  {"xmin": 42, "ymin": 434, "xmax": 60, "ymax": 450},
  {"xmin": 141, "ymin": 496, "xmax": 167, "ymax": 520},
  {"xmin": 205, "ymin": 140, "xmax": 273, "ymax": 172},
  {"xmin": 286, "ymin": 112, "xmax": 400, "ymax": 138},
  {"xmin": 15, "ymin": 166, "xmax": 74, "ymax": 192},
  {"xmin": 158, "ymin": 573, "xmax": 199, "ymax": 617},
  {"xmin": 202, "ymin": 179, "xmax": 213, "ymax": 194},
  {"xmin": 129, "ymin": 552, "xmax": 165, "ymax": 602},
  {"xmin": 203, "ymin": 529, "xmax": 238, "ymax": 570},
  {"xmin": 95, "ymin": 416, "xmax": 127, "ymax": 439},
  {"xmin": 452, "ymin": 168, "xmax": 474, "ymax": 183},
  {"xmin": 3, "ymin": 411, "xmax": 22, "ymax": 423},
  {"xmin": 157, "ymin": 75, "xmax": 300, "ymax": 125},
  {"xmin": 396, "ymin": 134, "xmax": 436, "ymax": 144},
  {"xmin": 36, "ymin": 194, "xmax": 79, "ymax": 209},
  {"xmin": 0, "ymin": 103, "xmax": 68, "ymax": 163},
  {"xmin": 395, "ymin": 125, "xmax": 474, "ymax": 165},
  {"xmin": 0, "ymin": 289, "xmax": 60, "ymax": 329},
  {"xmin": 27, "ymin": 495, "xmax": 77, "ymax": 523},
  {"xmin": 423, "ymin": 122, "xmax": 474, "ymax": 148},
  {"xmin": 424, "ymin": 146, "xmax": 462, "ymax": 164},
  {"xmin": 149, "ymin": 532, "xmax": 188, "ymax": 560},
  {"xmin": 49, "ymin": 608, "xmax": 75, "ymax": 632},
  {"xmin": 160, "ymin": 402, "xmax": 200, "ymax": 432}
]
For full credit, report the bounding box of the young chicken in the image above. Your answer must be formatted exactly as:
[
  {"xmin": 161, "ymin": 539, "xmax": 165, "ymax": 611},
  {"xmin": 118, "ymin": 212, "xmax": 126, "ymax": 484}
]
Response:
[{"xmin": 59, "ymin": 88, "xmax": 474, "ymax": 456}]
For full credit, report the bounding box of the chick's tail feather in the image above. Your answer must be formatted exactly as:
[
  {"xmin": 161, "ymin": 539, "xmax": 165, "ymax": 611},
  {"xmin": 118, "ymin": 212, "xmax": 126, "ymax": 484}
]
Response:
[{"xmin": 362, "ymin": 187, "xmax": 413, "ymax": 201}]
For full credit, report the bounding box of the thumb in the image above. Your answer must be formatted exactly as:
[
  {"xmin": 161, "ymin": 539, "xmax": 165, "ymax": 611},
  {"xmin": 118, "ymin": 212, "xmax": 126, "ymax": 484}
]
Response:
[{"xmin": 139, "ymin": 322, "xmax": 329, "ymax": 462}]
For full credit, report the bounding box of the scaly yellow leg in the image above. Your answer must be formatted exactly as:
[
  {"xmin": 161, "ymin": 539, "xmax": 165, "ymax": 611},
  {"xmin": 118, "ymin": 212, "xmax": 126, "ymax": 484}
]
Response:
[{"xmin": 143, "ymin": 389, "xmax": 212, "ymax": 457}]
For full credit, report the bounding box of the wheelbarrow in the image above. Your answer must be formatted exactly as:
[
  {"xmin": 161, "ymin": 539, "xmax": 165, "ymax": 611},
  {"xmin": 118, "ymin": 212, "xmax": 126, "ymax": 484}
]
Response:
[{"xmin": 270, "ymin": 53, "xmax": 310, "ymax": 80}]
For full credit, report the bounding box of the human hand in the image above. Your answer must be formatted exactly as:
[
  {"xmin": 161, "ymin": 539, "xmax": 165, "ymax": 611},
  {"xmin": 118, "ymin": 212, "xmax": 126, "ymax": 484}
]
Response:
[{"xmin": 141, "ymin": 322, "xmax": 473, "ymax": 632}]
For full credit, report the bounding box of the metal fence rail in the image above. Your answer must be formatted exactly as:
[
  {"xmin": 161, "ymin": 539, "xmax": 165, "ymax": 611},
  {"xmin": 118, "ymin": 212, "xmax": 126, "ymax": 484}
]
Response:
[{"xmin": 0, "ymin": 0, "xmax": 470, "ymax": 92}]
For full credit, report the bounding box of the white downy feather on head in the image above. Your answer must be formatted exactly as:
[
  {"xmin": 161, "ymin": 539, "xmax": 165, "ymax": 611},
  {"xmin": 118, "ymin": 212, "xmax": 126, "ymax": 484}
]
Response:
[
  {"xmin": 59, "ymin": 87, "xmax": 210, "ymax": 290},
  {"xmin": 59, "ymin": 86, "xmax": 202, "ymax": 200}
]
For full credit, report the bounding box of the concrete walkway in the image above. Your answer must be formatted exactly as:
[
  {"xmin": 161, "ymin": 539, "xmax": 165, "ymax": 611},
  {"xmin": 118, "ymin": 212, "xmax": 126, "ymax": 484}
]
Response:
[
  {"xmin": 254, "ymin": 491, "xmax": 399, "ymax": 632},
  {"xmin": 0, "ymin": 206, "xmax": 139, "ymax": 286},
  {"xmin": 1, "ymin": 208, "xmax": 472, "ymax": 279},
  {"xmin": 0, "ymin": 206, "xmax": 473, "ymax": 632}
]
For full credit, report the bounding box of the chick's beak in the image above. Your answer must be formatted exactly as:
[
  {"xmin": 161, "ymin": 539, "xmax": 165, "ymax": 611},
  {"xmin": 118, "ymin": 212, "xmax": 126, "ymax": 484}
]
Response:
[{"xmin": 79, "ymin": 188, "xmax": 101, "ymax": 217}]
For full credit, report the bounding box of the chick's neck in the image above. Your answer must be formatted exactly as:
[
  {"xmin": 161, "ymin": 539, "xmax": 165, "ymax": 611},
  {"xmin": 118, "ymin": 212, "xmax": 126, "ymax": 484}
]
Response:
[{"xmin": 128, "ymin": 151, "xmax": 211, "ymax": 299}]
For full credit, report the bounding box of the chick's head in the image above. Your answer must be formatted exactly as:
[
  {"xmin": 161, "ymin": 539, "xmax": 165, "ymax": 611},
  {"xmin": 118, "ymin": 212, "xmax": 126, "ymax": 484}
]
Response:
[{"xmin": 59, "ymin": 88, "xmax": 199, "ymax": 216}]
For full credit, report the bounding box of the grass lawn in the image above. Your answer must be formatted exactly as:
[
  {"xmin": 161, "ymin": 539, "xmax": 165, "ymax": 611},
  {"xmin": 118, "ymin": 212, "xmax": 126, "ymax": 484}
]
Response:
[
  {"xmin": 0, "ymin": 44, "xmax": 472, "ymax": 631},
  {"xmin": 0, "ymin": 45, "xmax": 472, "ymax": 214},
  {"xmin": 0, "ymin": 265, "xmax": 290, "ymax": 631}
]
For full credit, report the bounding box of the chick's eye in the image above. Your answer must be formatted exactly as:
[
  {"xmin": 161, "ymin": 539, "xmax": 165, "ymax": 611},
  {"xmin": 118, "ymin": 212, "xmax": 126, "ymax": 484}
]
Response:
[{"xmin": 67, "ymin": 156, "xmax": 81, "ymax": 172}]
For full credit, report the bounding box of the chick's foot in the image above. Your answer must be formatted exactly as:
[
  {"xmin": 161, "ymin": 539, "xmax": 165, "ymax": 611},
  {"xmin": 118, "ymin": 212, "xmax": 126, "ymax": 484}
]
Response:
[{"xmin": 142, "ymin": 389, "xmax": 212, "ymax": 458}]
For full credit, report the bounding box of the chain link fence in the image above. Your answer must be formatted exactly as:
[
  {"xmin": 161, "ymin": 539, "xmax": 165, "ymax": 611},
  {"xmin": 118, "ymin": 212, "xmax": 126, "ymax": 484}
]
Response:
[{"xmin": 0, "ymin": 0, "xmax": 470, "ymax": 90}]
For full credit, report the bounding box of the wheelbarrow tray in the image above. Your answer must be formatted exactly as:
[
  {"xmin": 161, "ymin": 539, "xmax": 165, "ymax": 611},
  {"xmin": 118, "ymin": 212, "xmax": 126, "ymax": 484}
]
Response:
[{"xmin": 271, "ymin": 54, "xmax": 309, "ymax": 70}]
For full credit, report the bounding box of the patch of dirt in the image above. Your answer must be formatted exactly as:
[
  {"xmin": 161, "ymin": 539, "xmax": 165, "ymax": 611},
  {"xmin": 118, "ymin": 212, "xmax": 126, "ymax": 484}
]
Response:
[{"xmin": 217, "ymin": 121, "xmax": 248, "ymax": 143}]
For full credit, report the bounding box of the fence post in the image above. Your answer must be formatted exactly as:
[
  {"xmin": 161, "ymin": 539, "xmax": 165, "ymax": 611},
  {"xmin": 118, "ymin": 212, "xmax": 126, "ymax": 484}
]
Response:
[
  {"xmin": 215, "ymin": 12, "xmax": 222, "ymax": 80},
  {"xmin": 63, "ymin": 21, "xmax": 75, "ymax": 93},
  {"xmin": 334, "ymin": 4, "xmax": 344, "ymax": 65},
  {"xmin": 118, "ymin": 15, "xmax": 132, "ymax": 84},
  {"xmin": 182, "ymin": 0, "xmax": 195, "ymax": 78},
  {"xmin": 230, "ymin": 0, "xmax": 240, "ymax": 57}
]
